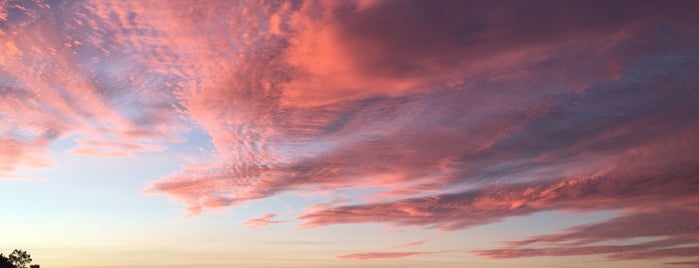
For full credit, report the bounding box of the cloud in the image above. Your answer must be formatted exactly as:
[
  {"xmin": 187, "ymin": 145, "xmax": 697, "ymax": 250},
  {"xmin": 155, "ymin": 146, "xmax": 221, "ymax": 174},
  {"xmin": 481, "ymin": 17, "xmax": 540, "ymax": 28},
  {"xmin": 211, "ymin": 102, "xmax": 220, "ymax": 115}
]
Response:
[
  {"xmin": 473, "ymin": 244, "xmax": 699, "ymax": 261},
  {"xmin": 298, "ymin": 163, "xmax": 699, "ymax": 229},
  {"xmin": 140, "ymin": 0, "xmax": 699, "ymax": 218},
  {"xmin": 301, "ymin": 164, "xmax": 699, "ymax": 262},
  {"xmin": 471, "ymin": 191, "xmax": 699, "ymax": 261},
  {"xmin": 282, "ymin": 0, "xmax": 697, "ymax": 106},
  {"xmin": 504, "ymin": 209, "xmax": 699, "ymax": 247},
  {"xmin": 244, "ymin": 213, "xmax": 286, "ymax": 229},
  {"xmin": 0, "ymin": 0, "xmax": 190, "ymax": 178},
  {"xmin": 389, "ymin": 240, "xmax": 427, "ymax": 249},
  {"xmin": 665, "ymin": 260, "xmax": 699, "ymax": 267},
  {"xmin": 336, "ymin": 251, "xmax": 444, "ymax": 260},
  {"xmin": 610, "ymin": 247, "xmax": 699, "ymax": 260},
  {"xmin": 0, "ymin": 137, "xmax": 52, "ymax": 179}
]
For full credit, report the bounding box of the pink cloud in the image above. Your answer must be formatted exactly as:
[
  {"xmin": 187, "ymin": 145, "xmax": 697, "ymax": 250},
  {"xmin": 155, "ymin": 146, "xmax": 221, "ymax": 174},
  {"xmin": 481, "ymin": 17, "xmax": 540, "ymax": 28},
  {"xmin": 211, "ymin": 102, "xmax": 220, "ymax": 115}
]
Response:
[
  {"xmin": 389, "ymin": 240, "xmax": 428, "ymax": 249},
  {"xmin": 140, "ymin": 0, "xmax": 699, "ymax": 219},
  {"xmin": 608, "ymin": 247, "xmax": 699, "ymax": 260},
  {"xmin": 337, "ymin": 251, "xmax": 444, "ymax": 260},
  {"xmin": 71, "ymin": 138, "xmax": 166, "ymax": 157},
  {"xmin": 244, "ymin": 213, "xmax": 286, "ymax": 229},
  {"xmin": 0, "ymin": 0, "xmax": 191, "ymax": 178},
  {"xmin": 0, "ymin": 136, "xmax": 52, "ymax": 180},
  {"xmin": 473, "ymin": 245, "xmax": 653, "ymax": 259},
  {"xmin": 300, "ymin": 161, "xmax": 699, "ymax": 264},
  {"xmin": 471, "ymin": 208, "xmax": 699, "ymax": 260},
  {"xmin": 298, "ymin": 164, "xmax": 699, "ymax": 230},
  {"xmin": 505, "ymin": 209, "xmax": 699, "ymax": 247},
  {"xmin": 665, "ymin": 260, "xmax": 699, "ymax": 267},
  {"xmin": 473, "ymin": 244, "xmax": 699, "ymax": 261},
  {"xmin": 280, "ymin": 1, "xmax": 668, "ymax": 107}
]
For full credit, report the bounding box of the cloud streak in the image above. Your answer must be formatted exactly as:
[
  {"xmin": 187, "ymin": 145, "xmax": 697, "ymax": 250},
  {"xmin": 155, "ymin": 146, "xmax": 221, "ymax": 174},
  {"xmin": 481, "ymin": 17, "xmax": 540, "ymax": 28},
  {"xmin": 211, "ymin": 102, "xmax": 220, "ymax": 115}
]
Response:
[
  {"xmin": 298, "ymin": 164, "xmax": 699, "ymax": 229},
  {"xmin": 244, "ymin": 213, "xmax": 286, "ymax": 229},
  {"xmin": 389, "ymin": 240, "xmax": 427, "ymax": 249},
  {"xmin": 336, "ymin": 251, "xmax": 444, "ymax": 260},
  {"xmin": 666, "ymin": 260, "xmax": 699, "ymax": 267}
]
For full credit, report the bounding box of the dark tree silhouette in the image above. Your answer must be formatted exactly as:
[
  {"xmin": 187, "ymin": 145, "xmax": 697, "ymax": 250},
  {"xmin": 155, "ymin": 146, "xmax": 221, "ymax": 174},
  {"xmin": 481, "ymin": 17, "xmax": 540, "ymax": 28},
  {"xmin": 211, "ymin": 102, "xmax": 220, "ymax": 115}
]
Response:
[
  {"xmin": 8, "ymin": 250, "xmax": 32, "ymax": 268},
  {"xmin": 0, "ymin": 254, "xmax": 13, "ymax": 268}
]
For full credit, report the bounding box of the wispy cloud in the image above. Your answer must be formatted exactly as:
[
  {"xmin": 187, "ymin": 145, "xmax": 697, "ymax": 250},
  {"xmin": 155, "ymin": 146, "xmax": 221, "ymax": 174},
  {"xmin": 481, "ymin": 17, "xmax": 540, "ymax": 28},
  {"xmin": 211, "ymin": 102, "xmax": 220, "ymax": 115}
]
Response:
[
  {"xmin": 389, "ymin": 240, "xmax": 428, "ymax": 249},
  {"xmin": 337, "ymin": 251, "xmax": 445, "ymax": 260},
  {"xmin": 0, "ymin": 0, "xmax": 188, "ymax": 178},
  {"xmin": 665, "ymin": 260, "xmax": 699, "ymax": 267},
  {"xmin": 301, "ymin": 164, "xmax": 699, "ymax": 261},
  {"xmin": 244, "ymin": 213, "xmax": 286, "ymax": 229},
  {"xmin": 298, "ymin": 164, "xmax": 699, "ymax": 229}
]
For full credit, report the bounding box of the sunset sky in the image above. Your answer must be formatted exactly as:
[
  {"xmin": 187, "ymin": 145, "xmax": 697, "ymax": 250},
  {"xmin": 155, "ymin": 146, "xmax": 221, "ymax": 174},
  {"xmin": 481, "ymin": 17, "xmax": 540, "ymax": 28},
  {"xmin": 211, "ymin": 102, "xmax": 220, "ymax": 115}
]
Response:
[{"xmin": 1, "ymin": 0, "xmax": 698, "ymax": 267}]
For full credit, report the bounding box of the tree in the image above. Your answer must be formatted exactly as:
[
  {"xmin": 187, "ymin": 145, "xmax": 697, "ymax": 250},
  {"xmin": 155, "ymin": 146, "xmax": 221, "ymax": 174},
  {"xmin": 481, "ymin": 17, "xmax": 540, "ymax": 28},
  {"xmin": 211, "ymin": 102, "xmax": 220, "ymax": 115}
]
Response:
[
  {"xmin": 0, "ymin": 254, "xmax": 12, "ymax": 268},
  {"xmin": 0, "ymin": 254, "xmax": 13, "ymax": 268},
  {"xmin": 8, "ymin": 249, "xmax": 32, "ymax": 268}
]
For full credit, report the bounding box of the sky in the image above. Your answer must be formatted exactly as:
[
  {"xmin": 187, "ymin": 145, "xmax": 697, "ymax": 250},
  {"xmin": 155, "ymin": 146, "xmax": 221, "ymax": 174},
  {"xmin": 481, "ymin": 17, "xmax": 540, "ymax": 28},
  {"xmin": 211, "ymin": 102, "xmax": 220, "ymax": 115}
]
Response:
[{"xmin": 1, "ymin": 0, "xmax": 698, "ymax": 267}]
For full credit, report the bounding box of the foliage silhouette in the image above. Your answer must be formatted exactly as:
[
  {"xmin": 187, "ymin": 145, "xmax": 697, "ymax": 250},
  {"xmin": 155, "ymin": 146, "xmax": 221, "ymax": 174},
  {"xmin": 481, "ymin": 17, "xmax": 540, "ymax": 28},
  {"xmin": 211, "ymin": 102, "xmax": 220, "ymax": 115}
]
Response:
[
  {"xmin": 0, "ymin": 254, "xmax": 13, "ymax": 268},
  {"xmin": 9, "ymin": 250, "xmax": 31, "ymax": 268},
  {"xmin": 0, "ymin": 250, "xmax": 34, "ymax": 268}
]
